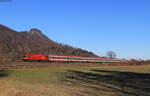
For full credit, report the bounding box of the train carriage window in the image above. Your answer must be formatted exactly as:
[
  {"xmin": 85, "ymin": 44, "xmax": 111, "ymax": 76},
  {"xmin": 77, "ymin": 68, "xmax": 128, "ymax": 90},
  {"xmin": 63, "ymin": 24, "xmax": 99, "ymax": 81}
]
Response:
[{"xmin": 49, "ymin": 56, "xmax": 53, "ymax": 59}]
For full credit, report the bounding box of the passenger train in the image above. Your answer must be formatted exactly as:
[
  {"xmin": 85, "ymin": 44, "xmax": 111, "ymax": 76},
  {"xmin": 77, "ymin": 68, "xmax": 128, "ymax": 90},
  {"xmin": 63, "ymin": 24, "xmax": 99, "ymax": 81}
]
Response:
[{"xmin": 23, "ymin": 54, "xmax": 123, "ymax": 63}]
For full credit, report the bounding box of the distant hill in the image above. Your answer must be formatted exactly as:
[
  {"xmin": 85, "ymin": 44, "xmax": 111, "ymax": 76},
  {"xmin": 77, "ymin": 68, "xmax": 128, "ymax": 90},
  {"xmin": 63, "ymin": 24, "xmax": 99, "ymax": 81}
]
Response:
[{"xmin": 0, "ymin": 24, "xmax": 98, "ymax": 61}]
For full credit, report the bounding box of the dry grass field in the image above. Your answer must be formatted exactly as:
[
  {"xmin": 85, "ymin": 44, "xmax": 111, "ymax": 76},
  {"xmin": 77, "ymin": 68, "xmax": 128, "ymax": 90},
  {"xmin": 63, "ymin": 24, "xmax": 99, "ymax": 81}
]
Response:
[{"xmin": 0, "ymin": 64, "xmax": 150, "ymax": 96}]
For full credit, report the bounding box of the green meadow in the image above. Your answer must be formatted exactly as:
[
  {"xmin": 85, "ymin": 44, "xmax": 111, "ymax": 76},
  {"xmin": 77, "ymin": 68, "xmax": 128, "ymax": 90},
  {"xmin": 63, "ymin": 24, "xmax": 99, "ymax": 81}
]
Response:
[{"xmin": 0, "ymin": 65, "xmax": 150, "ymax": 96}]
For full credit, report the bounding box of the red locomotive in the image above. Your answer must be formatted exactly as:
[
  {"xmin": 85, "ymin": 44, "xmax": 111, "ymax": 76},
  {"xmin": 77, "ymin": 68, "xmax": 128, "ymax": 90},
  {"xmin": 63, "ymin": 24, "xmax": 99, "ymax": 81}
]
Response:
[
  {"xmin": 23, "ymin": 54, "xmax": 48, "ymax": 61},
  {"xmin": 23, "ymin": 54, "xmax": 122, "ymax": 63}
]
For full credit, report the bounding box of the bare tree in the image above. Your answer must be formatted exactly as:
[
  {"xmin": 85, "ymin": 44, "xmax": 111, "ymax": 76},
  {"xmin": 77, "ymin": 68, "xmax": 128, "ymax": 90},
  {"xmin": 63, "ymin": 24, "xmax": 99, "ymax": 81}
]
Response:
[{"xmin": 106, "ymin": 51, "xmax": 116, "ymax": 59}]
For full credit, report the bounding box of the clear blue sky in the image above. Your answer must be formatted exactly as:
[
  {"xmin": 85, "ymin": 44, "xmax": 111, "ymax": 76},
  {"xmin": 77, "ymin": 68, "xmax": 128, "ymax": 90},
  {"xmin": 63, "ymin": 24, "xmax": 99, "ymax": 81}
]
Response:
[{"xmin": 0, "ymin": 0, "xmax": 150, "ymax": 59}]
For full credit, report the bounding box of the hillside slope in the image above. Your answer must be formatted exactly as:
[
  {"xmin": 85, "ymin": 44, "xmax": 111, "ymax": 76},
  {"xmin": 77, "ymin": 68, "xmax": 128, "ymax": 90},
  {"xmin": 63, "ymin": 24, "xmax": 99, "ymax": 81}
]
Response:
[{"xmin": 0, "ymin": 24, "xmax": 98, "ymax": 61}]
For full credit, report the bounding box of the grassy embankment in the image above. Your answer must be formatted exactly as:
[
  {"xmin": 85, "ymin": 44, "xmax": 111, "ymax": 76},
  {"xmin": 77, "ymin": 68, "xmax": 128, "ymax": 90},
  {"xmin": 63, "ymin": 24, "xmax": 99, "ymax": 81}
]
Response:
[{"xmin": 0, "ymin": 65, "xmax": 150, "ymax": 96}]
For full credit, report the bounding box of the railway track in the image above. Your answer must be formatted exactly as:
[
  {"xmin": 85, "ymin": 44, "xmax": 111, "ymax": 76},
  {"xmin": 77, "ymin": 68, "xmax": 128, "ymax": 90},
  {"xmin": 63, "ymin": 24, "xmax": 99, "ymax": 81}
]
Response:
[
  {"xmin": 0, "ymin": 61, "xmax": 149, "ymax": 69},
  {"xmin": 0, "ymin": 62, "xmax": 107, "ymax": 69}
]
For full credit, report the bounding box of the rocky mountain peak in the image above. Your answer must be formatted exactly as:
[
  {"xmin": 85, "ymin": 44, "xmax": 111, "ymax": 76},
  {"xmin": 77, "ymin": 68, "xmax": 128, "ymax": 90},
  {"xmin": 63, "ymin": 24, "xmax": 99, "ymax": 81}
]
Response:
[{"xmin": 28, "ymin": 28, "xmax": 44, "ymax": 37}]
